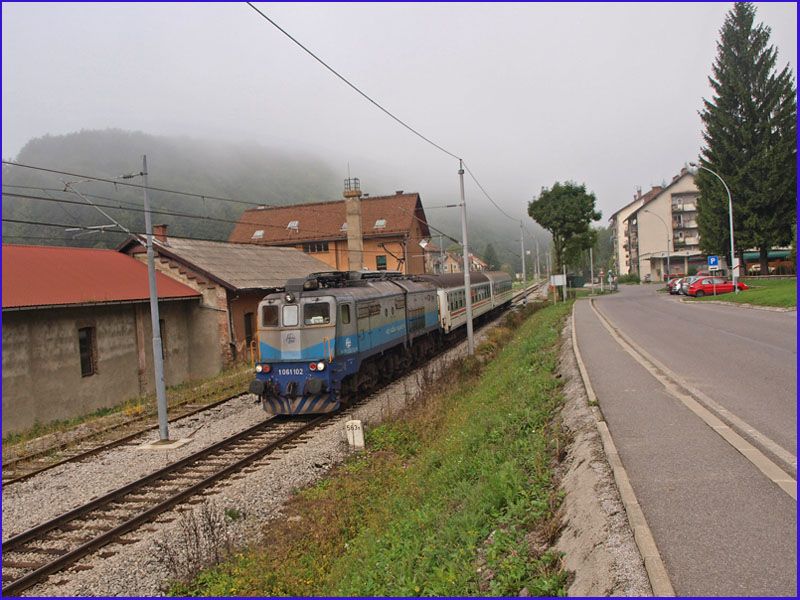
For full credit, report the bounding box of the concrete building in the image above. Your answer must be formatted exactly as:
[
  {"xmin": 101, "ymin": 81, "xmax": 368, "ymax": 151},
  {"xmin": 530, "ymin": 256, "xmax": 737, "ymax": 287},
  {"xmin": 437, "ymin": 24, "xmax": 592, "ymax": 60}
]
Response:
[
  {"xmin": 608, "ymin": 186, "xmax": 662, "ymax": 275},
  {"xmin": 624, "ymin": 168, "xmax": 706, "ymax": 281},
  {"xmin": 228, "ymin": 191, "xmax": 432, "ymax": 275},
  {"xmin": 119, "ymin": 228, "xmax": 330, "ymax": 364},
  {"xmin": 2, "ymin": 245, "xmax": 217, "ymax": 435}
]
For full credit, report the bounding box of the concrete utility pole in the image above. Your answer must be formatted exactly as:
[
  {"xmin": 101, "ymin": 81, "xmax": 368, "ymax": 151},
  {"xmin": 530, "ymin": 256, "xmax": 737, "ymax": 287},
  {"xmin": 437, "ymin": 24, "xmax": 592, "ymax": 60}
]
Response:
[
  {"xmin": 458, "ymin": 160, "xmax": 474, "ymax": 355},
  {"xmin": 519, "ymin": 221, "xmax": 526, "ymax": 289},
  {"xmin": 590, "ymin": 247, "xmax": 595, "ymax": 295},
  {"xmin": 534, "ymin": 236, "xmax": 541, "ymax": 281},
  {"xmin": 141, "ymin": 156, "xmax": 169, "ymax": 441}
]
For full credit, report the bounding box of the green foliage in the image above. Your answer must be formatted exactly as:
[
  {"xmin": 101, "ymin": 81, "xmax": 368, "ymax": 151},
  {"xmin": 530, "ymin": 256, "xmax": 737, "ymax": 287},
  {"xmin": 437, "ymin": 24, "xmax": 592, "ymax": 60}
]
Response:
[
  {"xmin": 482, "ymin": 243, "xmax": 500, "ymax": 270},
  {"xmin": 176, "ymin": 302, "xmax": 573, "ymax": 597},
  {"xmin": 528, "ymin": 182, "xmax": 601, "ymax": 276},
  {"xmin": 696, "ymin": 2, "xmax": 797, "ymax": 272},
  {"xmin": 617, "ymin": 273, "xmax": 640, "ymax": 284}
]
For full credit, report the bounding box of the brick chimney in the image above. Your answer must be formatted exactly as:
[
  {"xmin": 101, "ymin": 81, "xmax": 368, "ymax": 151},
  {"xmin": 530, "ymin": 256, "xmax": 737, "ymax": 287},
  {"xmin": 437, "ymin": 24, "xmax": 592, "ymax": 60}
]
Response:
[
  {"xmin": 153, "ymin": 224, "xmax": 168, "ymax": 244},
  {"xmin": 343, "ymin": 178, "xmax": 363, "ymax": 271}
]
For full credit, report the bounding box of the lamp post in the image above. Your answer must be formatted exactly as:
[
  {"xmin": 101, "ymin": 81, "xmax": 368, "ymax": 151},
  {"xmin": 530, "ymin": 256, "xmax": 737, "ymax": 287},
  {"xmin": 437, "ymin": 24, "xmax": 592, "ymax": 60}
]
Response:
[
  {"xmin": 687, "ymin": 162, "xmax": 738, "ymax": 293},
  {"xmin": 641, "ymin": 208, "xmax": 671, "ymax": 283}
]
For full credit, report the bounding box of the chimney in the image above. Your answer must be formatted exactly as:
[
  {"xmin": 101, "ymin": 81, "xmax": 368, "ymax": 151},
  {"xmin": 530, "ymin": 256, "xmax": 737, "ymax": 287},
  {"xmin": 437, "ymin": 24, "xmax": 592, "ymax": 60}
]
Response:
[
  {"xmin": 343, "ymin": 177, "xmax": 364, "ymax": 271},
  {"xmin": 153, "ymin": 224, "xmax": 168, "ymax": 244},
  {"xmin": 395, "ymin": 190, "xmax": 404, "ymax": 195}
]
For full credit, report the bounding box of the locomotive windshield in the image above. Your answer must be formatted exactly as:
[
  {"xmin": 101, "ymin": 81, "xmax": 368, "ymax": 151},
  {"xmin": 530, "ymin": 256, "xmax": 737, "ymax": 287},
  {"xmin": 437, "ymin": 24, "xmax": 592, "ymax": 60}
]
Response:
[
  {"xmin": 282, "ymin": 304, "xmax": 299, "ymax": 327},
  {"xmin": 261, "ymin": 305, "xmax": 279, "ymax": 327},
  {"xmin": 303, "ymin": 300, "xmax": 331, "ymax": 325}
]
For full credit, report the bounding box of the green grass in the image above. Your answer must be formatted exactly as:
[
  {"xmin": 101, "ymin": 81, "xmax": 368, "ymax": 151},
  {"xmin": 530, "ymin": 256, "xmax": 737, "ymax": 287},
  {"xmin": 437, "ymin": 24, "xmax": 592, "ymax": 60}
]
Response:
[
  {"xmin": 692, "ymin": 277, "xmax": 796, "ymax": 308},
  {"xmin": 173, "ymin": 302, "xmax": 574, "ymax": 596},
  {"xmin": 2, "ymin": 364, "xmax": 253, "ymax": 449}
]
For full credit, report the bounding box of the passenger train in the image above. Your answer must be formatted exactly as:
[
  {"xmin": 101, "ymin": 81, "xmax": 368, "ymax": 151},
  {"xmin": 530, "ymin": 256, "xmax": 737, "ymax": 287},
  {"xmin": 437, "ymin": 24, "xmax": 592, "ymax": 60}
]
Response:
[{"xmin": 248, "ymin": 269, "xmax": 513, "ymax": 415}]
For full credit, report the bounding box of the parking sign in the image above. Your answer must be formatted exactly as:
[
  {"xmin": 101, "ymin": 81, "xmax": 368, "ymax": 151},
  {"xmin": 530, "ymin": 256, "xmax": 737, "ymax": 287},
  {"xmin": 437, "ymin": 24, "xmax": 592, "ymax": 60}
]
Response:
[{"xmin": 707, "ymin": 255, "xmax": 719, "ymax": 268}]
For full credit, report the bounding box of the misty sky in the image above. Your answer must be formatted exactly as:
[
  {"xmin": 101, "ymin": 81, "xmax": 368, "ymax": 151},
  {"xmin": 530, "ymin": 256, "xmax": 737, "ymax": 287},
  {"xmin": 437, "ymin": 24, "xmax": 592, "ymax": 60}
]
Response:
[{"xmin": 2, "ymin": 2, "xmax": 797, "ymax": 225}]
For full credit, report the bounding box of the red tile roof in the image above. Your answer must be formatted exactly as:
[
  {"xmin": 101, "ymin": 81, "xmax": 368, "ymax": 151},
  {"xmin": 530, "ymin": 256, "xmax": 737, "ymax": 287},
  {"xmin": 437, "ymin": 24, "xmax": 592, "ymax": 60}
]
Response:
[
  {"xmin": 228, "ymin": 193, "xmax": 430, "ymax": 244},
  {"xmin": 2, "ymin": 245, "xmax": 201, "ymax": 310}
]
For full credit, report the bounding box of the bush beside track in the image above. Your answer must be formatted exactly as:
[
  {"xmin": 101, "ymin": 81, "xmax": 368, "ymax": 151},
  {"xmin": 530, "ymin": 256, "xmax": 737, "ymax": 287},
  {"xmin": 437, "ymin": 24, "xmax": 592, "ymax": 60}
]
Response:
[{"xmin": 174, "ymin": 300, "xmax": 574, "ymax": 596}]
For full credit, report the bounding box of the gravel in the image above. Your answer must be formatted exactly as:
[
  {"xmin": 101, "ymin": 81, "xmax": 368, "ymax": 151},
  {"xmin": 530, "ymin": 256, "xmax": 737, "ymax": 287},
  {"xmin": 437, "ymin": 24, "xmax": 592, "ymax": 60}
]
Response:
[{"xmin": 8, "ymin": 318, "xmax": 500, "ymax": 596}]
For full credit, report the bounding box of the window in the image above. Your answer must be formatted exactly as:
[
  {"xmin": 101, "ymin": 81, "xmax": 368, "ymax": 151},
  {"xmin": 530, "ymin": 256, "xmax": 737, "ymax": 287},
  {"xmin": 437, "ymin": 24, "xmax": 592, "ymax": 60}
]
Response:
[
  {"xmin": 282, "ymin": 304, "xmax": 299, "ymax": 327},
  {"xmin": 78, "ymin": 327, "xmax": 96, "ymax": 377},
  {"xmin": 244, "ymin": 312, "xmax": 255, "ymax": 346},
  {"xmin": 376, "ymin": 255, "xmax": 387, "ymax": 270},
  {"xmin": 262, "ymin": 305, "xmax": 279, "ymax": 327},
  {"xmin": 304, "ymin": 302, "xmax": 331, "ymax": 325},
  {"xmin": 251, "ymin": 229, "xmax": 264, "ymax": 240},
  {"xmin": 287, "ymin": 220, "xmax": 299, "ymax": 231},
  {"xmin": 159, "ymin": 319, "xmax": 166, "ymax": 360},
  {"xmin": 302, "ymin": 241, "xmax": 329, "ymax": 253},
  {"xmin": 374, "ymin": 218, "xmax": 387, "ymax": 229},
  {"xmin": 341, "ymin": 304, "xmax": 351, "ymax": 324}
]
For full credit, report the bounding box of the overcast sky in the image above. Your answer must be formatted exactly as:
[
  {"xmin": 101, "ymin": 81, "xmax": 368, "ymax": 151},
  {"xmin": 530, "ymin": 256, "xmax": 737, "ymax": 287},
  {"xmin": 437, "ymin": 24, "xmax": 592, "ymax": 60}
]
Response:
[{"xmin": 2, "ymin": 2, "xmax": 797, "ymax": 223}]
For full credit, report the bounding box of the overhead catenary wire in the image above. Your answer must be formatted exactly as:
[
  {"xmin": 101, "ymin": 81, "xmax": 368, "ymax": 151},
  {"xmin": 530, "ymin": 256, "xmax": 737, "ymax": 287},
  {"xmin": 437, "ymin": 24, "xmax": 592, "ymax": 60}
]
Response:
[
  {"xmin": 245, "ymin": 2, "xmax": 461, "ymax": 162},
  {"xmin": 2, "ymin": 188, "xmax": 462, "ymax": 254}
]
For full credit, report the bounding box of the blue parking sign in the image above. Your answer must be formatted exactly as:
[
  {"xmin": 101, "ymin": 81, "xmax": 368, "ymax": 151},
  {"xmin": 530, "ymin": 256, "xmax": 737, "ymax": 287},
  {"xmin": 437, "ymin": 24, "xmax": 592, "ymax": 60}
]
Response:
[{"xmin": 707, "ymin": 255, "xmax": 719, "ymax": 267}]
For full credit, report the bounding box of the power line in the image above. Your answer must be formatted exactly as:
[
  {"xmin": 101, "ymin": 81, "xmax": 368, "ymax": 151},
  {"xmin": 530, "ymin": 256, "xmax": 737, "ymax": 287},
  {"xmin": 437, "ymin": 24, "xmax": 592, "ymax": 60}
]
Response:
[
  {"xmin": 2, "ymin": 188, "xmax": 463, "ymax": 251},
  {"xmin": 462, "ymin": 161, "xmax": 520, "ymax": 223},
  {"xmin": 2, "ymin": 160, "xmax": 270, "ymax": 208},
  {"xmin": 246, "ymin": 2, "xmax": 461, "ymax": 162},
  {"xmin": 1, "ymin": 214, "xmax": 432, "ymax": 258}
]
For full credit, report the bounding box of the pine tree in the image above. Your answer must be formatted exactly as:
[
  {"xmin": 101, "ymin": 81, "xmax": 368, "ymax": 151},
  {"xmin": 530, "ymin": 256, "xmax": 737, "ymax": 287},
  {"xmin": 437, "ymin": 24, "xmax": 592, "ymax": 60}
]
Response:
[
  {"xmin": 697, "ymin": 2, "xmax": 797, "ymax": 275},
  {"xmin": 482, "ymin": 243, "xmax": 499, "ymax": 270}
]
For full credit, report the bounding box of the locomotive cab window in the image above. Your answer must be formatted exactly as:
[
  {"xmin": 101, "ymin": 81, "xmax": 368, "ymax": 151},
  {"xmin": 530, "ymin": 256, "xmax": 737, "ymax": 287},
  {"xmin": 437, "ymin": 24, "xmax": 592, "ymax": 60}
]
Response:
[
  {"xmin": 282, "ymin": 304, "xmax": 299, "ymax": 327},
  {"xmin": 341, "ymin": 304, "xmax": 351, "ymax": 324},
  {"xmin": 303, "ymin": 301, "xmax": 331, "ymax": 325},
  {"xmin": 262, "ymin": 305, "xmax": 279, "ymax": 327}
]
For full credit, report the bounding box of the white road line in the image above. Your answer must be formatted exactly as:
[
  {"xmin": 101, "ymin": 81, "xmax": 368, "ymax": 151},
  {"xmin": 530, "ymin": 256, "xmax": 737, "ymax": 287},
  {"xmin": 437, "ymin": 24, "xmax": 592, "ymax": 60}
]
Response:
[{"xmin": 590, "ymin": 298, "xmax": 796, "ymax": 501}]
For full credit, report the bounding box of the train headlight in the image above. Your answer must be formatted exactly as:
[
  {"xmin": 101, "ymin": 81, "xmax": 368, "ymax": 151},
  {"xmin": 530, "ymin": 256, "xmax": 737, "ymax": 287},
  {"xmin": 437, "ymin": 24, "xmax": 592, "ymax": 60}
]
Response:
[
  {"xmin": 316, "ymin": 361, "xmax": 326, "ymax": 371},
  {"xmin": 255, "ymin": 364, "xmax": 270, "ymax": 374},
  {"xmin": 255, "ymin": 364, "xmax": 263, "ymax": 373}
]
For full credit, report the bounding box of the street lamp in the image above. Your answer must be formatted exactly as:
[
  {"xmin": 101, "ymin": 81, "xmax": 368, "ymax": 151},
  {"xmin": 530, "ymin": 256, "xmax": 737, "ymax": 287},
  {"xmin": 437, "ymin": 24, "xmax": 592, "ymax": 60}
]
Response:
[
  {"xmin": 687, "ymin": 162, "xmax": 738, "ymax": 293},
  {"xmin": 641, "ymin": 208, "xmax": 671, "ymax": 283}
]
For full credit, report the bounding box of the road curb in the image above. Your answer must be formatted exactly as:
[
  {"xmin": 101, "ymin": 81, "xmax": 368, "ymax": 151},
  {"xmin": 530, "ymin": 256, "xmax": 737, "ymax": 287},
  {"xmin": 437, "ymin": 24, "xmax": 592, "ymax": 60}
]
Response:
[
  {"xmin": 678, "ymin": 297, "xmax": 796, "ymax": 312},
  {"xmin": 570, "ymin": 307, "xmax": 675, "ymax": 597}
]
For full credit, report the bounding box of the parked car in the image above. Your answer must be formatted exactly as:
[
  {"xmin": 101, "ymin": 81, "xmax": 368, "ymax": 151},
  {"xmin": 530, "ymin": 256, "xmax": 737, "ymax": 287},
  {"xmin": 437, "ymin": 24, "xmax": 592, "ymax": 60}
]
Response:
[
  {"xmin": 667, "ymin": 277, "xmax": 684, "ymax": 294},
  {"xmin": 686, "ymin": 277, "xmax": 749, "ymax": 297},
  {"xmin": 679, "ymin": 276, "xmax": 701, "ymax": 295}
]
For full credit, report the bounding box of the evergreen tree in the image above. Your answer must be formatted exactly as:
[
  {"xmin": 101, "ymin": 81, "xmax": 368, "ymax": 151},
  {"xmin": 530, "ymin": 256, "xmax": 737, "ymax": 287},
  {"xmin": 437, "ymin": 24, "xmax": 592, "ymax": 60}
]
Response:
[
  {"xmin": 482, "ymin": 243, "xmax": 499, "ymax": 270},
  {"xmin": 697, "ymin": 2, "xmax": 797, "ymax": 275}
]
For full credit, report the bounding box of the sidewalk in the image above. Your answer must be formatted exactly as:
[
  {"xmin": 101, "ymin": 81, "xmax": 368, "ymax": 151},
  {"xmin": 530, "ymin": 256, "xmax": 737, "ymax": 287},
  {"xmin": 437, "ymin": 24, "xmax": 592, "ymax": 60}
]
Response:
[{"xmin": 573, "ymin": 299, "xmax": 796, "ymax": 596}]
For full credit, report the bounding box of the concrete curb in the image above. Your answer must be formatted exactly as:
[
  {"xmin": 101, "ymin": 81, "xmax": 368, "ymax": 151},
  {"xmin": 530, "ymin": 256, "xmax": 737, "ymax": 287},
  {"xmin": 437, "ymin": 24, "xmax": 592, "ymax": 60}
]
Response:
[
  {"xmin": 678, "ymin": 297, "xmax": 796, "ymax": 312},
  {"xmin": 570, "ymin": 307, "xmax": 675, "ymax": 597}
]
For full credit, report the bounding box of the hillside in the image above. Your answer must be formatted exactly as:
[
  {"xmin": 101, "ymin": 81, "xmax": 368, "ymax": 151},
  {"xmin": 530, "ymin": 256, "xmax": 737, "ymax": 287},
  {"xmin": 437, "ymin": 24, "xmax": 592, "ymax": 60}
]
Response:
[
  {"xmin": 2, "ymin": 129, "xmax": 341, "ymax": 248},
  {"xmin": 1, "ymin": 129, "xmax": 548, "ymax": 276}
]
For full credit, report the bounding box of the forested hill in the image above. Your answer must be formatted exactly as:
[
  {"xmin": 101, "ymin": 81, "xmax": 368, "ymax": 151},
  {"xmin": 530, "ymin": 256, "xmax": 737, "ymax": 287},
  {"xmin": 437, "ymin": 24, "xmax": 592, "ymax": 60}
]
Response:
[
  {"xmin": 2, "ymin": 129, "xmax": 341, "ymax": 248},
  {"xmin": 2, "ymin": 129, "xmax": 549, "ymax": 276}
]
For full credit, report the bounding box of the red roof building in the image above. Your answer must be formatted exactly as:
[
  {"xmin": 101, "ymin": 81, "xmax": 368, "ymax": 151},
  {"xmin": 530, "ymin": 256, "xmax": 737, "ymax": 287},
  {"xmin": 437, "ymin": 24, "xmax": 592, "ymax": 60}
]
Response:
[
  {"xmin": 2, "ymin": 244, "xmax": 200, "ymax": 310},
  {"xmin": 228, "ymin": 192, "xmax": 432, "ymax": 274}
]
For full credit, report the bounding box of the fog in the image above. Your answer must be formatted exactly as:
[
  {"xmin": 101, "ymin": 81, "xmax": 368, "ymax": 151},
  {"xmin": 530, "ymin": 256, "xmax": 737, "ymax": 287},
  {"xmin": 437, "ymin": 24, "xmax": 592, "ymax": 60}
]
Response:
[{"xmin": 2, "ymin": 2, "xmax": 797, "ymax": 225}]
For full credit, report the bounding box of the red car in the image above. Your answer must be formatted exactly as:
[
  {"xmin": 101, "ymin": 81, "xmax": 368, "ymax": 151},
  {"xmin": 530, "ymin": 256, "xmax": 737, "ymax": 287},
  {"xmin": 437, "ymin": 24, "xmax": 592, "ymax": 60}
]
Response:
[{"xmin": 686, "ymin": 277, "xmax": 749, "ymax": 297}]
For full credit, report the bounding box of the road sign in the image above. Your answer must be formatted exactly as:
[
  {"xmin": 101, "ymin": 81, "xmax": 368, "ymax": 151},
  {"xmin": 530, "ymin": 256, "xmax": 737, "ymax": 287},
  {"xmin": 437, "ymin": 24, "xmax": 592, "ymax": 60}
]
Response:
[{"xmin": 707, "ymin": 255, "xmax": 719, "ymax": 267}]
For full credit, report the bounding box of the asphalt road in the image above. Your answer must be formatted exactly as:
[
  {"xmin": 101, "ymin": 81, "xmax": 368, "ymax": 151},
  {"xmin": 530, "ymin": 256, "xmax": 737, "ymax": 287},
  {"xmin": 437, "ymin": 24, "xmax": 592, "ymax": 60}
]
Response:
[{"xmin": 574, "ymin": 285, "xmax": 796, "ymax": 596}]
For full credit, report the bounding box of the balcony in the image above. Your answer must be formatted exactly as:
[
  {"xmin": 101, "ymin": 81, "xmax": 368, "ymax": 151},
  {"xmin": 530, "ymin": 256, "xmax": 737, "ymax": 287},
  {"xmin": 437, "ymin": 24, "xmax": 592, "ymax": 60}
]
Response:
[{"xmin": 672, "ymin": 202, "xmax": 697, "ymax": 212}]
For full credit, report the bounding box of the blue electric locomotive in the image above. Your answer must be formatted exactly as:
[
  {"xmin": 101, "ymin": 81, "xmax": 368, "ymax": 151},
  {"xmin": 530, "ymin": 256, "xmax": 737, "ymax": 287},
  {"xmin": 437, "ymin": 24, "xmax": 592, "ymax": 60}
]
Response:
[{"xmin": 248, "ymin": 269, "xmax": 513, "ymax": 415}]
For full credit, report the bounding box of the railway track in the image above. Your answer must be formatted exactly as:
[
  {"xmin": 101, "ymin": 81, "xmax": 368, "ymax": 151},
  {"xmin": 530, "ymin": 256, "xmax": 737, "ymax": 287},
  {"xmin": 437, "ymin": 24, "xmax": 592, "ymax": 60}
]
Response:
[
  {"xmin": 2, "ymin": 281, "xmax": 546, "ymax": 595},
  {"xmin": 2, "ymin": 392, "xmax": 249, "ymax": 486},
  {"xmin": 1, "ymin": 414, "xmax": 326, "ymax": 596},
  {"xmin": 3, "ymin": 281, "xmax": 544, "ymax": 487}
]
